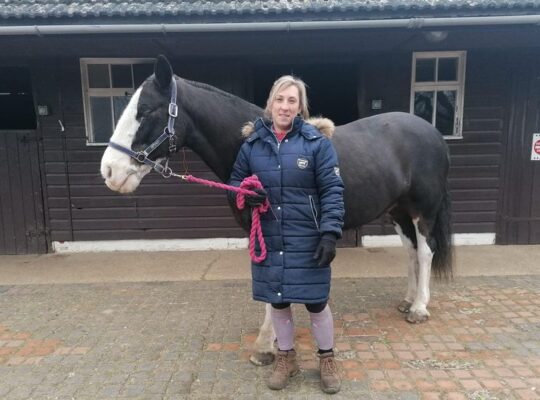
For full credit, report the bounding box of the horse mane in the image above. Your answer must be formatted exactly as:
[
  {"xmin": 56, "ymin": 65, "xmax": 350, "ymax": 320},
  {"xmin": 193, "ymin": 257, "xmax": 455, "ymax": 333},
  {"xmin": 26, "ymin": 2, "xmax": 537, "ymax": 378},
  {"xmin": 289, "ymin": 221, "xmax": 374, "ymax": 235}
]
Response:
[{"xmin": 183, "ymin": 78, "xmax": 237, "ymax": 100}]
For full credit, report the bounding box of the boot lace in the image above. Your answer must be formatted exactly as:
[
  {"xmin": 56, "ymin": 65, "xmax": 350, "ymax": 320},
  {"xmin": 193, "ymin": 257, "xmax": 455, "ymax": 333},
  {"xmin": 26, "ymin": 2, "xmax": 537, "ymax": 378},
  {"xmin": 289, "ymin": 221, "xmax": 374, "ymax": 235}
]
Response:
[
  {"xmin": 321, "ymin": 356, "xmax": 338, "ymax": 376},
  {"xmin": 274, "ymin": 353, "xmax": 288, "ymax": 372}
]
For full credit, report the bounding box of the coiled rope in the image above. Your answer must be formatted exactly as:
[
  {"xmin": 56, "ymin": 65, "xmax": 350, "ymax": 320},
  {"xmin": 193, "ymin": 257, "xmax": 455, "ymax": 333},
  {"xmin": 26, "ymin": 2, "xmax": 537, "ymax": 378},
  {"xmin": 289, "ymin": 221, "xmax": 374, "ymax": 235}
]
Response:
[{"xmin": 181, "ymin": 174, "xmax": 269, "ymax": 263}]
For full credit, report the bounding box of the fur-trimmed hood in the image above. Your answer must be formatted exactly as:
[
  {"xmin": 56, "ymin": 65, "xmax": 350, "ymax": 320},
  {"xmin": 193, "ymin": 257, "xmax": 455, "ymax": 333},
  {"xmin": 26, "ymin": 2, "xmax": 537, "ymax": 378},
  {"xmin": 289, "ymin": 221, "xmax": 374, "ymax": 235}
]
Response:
[{"xmin": 241, "ymin": 117, "xmax": 335, "ymax": 139}]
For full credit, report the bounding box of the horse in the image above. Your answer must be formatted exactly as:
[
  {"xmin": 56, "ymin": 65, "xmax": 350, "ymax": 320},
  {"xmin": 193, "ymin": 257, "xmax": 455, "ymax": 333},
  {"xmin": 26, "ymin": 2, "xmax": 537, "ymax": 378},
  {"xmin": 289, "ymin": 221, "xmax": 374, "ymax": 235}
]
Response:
[{"xmin": 100, "ymin": 55, "xmax": 453, "ymax": 366}]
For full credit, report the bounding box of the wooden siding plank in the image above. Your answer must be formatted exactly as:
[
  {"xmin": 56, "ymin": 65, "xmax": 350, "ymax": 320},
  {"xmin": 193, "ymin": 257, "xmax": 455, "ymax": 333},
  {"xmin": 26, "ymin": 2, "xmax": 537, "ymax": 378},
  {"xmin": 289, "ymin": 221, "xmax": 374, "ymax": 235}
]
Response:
[
  {"xmin": 18, "ymin": 133, "xmax": 39, "ymax": 253},
  {"xmin": 70, "ymin": 205, "xmax": 233, "ymax": 219},
  {"xmin": 72, "ymin": 217, "xmax": 240, "ymax": 230},
  {"xmin": 0, "ymin": 133, "xmax": 14, "ymax": 253},
  {"xmin": 451, "ymin": 189, "xmax": 499, "ymax": 201},
  {"xmin": 452, "ymin": 222, "xmax": 496, "ymax": 233},
  {"xmin": 39, "ymin": 53, "xmax": 512, "ymax": 244},
  {"xmin": 452, "ymin": 201, "xmax": 498, "ymax": 212},
  {"xmin": 7, "ymin": 134, "xmax": 28, "ymax": 254},
  {"xmin": 448, "ymin": 178, "xmax": 499, "ymax": 190}
]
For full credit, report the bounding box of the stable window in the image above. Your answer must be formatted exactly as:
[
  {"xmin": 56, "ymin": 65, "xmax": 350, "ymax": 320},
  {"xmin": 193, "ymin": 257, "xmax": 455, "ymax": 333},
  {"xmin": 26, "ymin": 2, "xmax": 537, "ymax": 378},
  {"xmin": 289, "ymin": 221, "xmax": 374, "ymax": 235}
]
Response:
[
  {"xmin": 410, "ymin": 51, "xmax": 466, "ymax": 138},
  {"xmin": 0, "ymin": 67, "xmax": 36, "ymax": 130},
  {"xmin": 80, "ymin": 58, "xmax": 154, "ymax": 145}
]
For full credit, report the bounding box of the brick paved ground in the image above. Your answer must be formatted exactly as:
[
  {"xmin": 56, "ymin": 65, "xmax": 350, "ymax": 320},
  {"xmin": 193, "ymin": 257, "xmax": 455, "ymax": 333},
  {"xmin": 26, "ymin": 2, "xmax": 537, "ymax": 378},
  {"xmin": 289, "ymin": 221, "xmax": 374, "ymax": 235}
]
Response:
[{"xmin": 0, "ymin": 276, "xmax": 538, "ymax": 399}]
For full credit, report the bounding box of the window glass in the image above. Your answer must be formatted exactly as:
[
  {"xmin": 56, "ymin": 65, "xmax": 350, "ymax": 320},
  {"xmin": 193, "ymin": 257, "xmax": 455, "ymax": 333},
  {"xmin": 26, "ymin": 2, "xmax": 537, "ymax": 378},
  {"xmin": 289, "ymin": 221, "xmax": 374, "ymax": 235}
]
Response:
[
  {"xmin": 133, "ymin": 63, "xmax": 154, "ymax": 87},
  {"xmin": 111, "ymin": 64, "xmax": 133, "ymax": 88},
  {"xmin": 438, "ymin": 58, "xmax": 458, "ymax": 81},
  {"xmin": 90, "ymin": 97, "xmax": 113, "ymax": 143},
  {"xmin": 435, "ymin": 90, "xmax": 456, "ymax": 135},
  {"xmin": 414, "ymin": 91, "xmax": 434, "ymax": 123},
  {"xmin": 88, "ymin": 64, "xmax": 110, "ymax": 88},
  {"xmin": 83, "ymin": 60, "xmax": 153, "ymax": 143},
  {"xmin": 415, "ymin": 59, "xmax": 435, "ymax": 82}
]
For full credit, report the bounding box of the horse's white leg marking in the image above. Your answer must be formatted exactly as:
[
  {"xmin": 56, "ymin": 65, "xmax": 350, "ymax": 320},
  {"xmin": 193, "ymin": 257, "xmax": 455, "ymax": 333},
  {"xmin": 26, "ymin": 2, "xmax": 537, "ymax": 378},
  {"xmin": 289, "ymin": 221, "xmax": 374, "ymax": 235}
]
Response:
[
  {"xmin": 249, "ymin": 303, "xmax": 276, "ymax": 366},
  {"xmin": 394, "ymin": 223, "xmax": 418, "ymax": 313},
  {"xmin": 407, "ymin": 218, "xmax": 434, "ymax": 323}
]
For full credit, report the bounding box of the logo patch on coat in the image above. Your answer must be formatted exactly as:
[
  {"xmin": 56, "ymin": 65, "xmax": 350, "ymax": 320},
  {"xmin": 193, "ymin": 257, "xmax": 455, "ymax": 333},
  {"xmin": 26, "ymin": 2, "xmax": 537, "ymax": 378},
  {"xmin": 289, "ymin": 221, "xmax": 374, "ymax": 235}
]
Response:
[
  {"xmin": 334, "ymin": 167, "xmax": 340, "ymax": 176},
  {"xmin": 297, "ymin": 158, "xmax": 309, "ymax": 169}
]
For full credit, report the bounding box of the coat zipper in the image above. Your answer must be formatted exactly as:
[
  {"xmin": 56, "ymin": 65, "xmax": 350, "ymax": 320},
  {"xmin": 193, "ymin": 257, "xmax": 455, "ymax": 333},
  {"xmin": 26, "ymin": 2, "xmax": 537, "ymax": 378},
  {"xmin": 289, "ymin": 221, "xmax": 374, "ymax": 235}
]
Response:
[{"xmin": 309, "ymin": 195, "xmax": 320, "ymax": 231}]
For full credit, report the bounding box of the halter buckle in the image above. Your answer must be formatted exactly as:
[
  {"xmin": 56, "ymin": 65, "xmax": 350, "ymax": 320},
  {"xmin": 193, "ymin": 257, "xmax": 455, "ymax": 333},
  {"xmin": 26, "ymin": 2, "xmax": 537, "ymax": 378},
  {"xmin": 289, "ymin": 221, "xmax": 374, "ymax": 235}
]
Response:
[
  {"xmin": 135, "ymin": 152, "xmax": 147, "ymax": 163},
  {"xmin": 168, "ymin": 103, "xmax": 178, "ymax": 118}
]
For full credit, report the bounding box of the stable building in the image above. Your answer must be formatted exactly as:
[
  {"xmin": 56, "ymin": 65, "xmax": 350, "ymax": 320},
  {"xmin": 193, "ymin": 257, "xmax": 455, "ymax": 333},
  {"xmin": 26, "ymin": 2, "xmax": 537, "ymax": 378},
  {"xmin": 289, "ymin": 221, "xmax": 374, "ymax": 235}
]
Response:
[{"xmin": 1, "ymin": 1, "xmax": 539, "ymax": 254}]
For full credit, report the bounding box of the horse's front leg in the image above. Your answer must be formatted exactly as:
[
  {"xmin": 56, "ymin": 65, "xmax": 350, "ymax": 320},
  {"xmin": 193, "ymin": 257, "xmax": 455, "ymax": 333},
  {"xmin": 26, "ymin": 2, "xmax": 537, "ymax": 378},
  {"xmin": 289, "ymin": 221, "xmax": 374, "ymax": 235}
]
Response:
[
  {"xmin": 406, "ymin": 219, "xmax": 433, "ymax": 323},
  {"xmin": 250, "ymin": 303, "xmax": 276, "ymax": 366}
]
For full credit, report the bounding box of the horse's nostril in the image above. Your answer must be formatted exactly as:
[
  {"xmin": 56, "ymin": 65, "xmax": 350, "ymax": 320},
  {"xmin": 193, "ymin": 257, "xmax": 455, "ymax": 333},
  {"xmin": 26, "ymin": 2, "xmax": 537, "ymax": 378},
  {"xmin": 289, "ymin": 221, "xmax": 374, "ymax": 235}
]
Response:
[{"xmin": 106, "ymin": 166, "xmax": 112, "ymax": 179}]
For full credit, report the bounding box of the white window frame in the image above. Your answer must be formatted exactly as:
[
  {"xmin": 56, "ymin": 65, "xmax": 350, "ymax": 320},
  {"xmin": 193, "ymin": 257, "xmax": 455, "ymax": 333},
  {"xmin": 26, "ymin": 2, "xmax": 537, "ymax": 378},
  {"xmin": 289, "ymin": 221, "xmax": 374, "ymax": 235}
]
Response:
[
  {"xmin": 80, "ymin": 58, "xmax": 154, "ymax": 146},
  {"xmin": 410, "ymin": 51, "xmax": 467, "ymax": 139}
]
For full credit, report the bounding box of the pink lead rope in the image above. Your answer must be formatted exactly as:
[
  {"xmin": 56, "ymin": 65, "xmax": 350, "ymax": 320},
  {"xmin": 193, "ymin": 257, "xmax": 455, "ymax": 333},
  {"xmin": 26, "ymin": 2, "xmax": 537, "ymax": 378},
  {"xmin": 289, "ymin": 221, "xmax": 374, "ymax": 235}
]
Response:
[{"xmin": 182, "ymin": 174, "xmax": 269, "ymax": 263}]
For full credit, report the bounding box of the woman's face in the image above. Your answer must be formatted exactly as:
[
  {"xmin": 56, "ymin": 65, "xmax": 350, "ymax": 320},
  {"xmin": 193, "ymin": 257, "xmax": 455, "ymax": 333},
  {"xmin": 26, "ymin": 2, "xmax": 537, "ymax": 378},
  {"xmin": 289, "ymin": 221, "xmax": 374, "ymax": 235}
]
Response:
[{"xmin": 271, "ymin": 85, "xmax": 301, "ymax": 131}]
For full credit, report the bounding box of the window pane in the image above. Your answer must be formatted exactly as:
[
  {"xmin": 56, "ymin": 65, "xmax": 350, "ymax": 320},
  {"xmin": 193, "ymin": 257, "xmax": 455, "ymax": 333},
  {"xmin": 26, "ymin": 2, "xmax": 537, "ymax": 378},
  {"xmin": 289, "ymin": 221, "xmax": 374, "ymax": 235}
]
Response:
[
  {"xmin": 113, "ymin": 95, "xmax": 131, "ymax": 127},
  {"xmin": 87, "ymin": 64, "xmax": 110, "ymax": 88},
  {"xmin": 415, "ymin": 59, "xmax": 435, "ymax": 82},
  {"xmin": 133, "ymin": 63, "xmax": 154, "ymax": 87},
  {"xmin": 414, "ymin": 91, "xmax": 434, "ymax": 123},
  {"xmin": 435, "ymin": 90, "xmax": 456, "ymax": 135},
  {"xmin": 438, "ymin": 58, "xmax": 458, "ymax": 81},
  {"xmin": 90, "ymin": 96, "xmax": 113, "ymax": 143},
  {"xmin": 111, "ymin": 64, "xmax": 133, "ymax": 88}
]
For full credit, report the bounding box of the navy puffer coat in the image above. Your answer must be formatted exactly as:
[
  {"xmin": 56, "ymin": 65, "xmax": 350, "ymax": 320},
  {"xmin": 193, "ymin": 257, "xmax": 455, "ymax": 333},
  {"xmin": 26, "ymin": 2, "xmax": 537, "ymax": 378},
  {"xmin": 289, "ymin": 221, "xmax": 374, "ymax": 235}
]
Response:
[{"xmin": 229, "ymin": 116, "xmax": 345, "ymax": 304}]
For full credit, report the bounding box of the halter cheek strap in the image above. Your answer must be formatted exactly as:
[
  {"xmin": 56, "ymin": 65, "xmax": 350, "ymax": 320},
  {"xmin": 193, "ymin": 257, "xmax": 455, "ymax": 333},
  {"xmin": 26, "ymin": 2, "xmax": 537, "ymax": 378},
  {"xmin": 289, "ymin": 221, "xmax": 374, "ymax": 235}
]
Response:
[{"xmin": 108, "ymin": 77, "xmax": 178, "ymax": 178}]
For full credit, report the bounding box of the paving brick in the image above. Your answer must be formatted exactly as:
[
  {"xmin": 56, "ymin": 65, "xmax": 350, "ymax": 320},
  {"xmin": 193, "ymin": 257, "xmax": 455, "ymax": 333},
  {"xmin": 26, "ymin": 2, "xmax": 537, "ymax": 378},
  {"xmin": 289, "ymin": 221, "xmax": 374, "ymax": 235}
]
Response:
[{"xmin": 0, "ymin": 275, "xmax": 537, "ymax": 399}]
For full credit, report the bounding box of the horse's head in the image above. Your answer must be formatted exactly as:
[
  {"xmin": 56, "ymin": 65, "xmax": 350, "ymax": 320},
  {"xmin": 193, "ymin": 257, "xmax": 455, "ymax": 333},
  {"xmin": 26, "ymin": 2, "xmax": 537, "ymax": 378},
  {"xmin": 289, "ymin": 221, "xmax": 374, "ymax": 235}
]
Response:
[{"xmin": 100, "ymin": 55, "xmax": 183, "ymax": 193}]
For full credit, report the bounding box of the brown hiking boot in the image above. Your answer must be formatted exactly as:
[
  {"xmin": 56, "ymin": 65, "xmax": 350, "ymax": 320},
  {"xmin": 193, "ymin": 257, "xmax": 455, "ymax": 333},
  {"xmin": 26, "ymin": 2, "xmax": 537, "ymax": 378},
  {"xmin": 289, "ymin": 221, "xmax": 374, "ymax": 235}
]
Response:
[
  {"xmin": 318, "ymin": 351, "xmax": 341, "ymax": 394},
  {"xmin": 267, "ymin": 349, "xmax": 300, "ymax": 390}
]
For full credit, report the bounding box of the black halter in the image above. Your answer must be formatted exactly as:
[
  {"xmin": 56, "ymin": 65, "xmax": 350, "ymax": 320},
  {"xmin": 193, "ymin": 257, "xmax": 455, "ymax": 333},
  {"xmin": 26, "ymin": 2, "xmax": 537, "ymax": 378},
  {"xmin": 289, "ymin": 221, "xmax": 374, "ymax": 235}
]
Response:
[{"xmin": 108, "ymin": 78, "xmax": 178, "ymax": 178}]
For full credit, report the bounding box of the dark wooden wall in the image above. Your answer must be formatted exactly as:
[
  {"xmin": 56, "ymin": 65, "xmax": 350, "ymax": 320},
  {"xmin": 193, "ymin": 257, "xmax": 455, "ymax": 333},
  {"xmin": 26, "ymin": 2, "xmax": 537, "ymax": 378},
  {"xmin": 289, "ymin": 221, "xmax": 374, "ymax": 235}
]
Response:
[
  {"xmin": 354, "ymin": 51, "xmax": 510, "ymax": 237},
  {"xmin": 31, "ymin": 50, "xmax": 512, "ymax": 245},
  {"xmin": 499, "ymin": 53, "xmax": 540, "ymax": 244},
  {"xmin": 7, "ymin": 25, "xmax": 534, "ymax": 248},
  {"xmin": 34, "ymin": 58, "xmax": 250, "ymax": 243}
]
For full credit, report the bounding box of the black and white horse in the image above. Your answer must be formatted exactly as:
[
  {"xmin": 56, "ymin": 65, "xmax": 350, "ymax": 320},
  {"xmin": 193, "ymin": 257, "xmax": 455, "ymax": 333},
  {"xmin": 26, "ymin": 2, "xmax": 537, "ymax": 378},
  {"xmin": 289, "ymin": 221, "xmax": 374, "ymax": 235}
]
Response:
[{"xmin": 101, "ymin": 56, "xmax": 453, "ymax": 365}]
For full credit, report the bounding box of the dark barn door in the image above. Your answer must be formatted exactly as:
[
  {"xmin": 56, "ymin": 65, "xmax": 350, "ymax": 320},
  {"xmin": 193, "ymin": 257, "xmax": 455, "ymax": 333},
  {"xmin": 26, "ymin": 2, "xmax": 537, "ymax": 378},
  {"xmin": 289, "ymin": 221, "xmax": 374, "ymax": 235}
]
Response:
[
  {"xmin": 499, "ymin": 58, "xmax": 540, "ymax": 244},
  {"xmin": 0, "ymin": 67, "xmax": 46, "ymax": 254}
]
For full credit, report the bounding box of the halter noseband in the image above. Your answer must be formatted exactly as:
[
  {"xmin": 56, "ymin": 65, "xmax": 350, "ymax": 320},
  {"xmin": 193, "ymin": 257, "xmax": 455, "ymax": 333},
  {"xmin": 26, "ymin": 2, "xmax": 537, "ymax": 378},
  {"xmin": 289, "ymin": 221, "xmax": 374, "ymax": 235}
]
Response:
[{"xmin": 108, "ymin": 77, "xmax": 178, "ymax": 178}]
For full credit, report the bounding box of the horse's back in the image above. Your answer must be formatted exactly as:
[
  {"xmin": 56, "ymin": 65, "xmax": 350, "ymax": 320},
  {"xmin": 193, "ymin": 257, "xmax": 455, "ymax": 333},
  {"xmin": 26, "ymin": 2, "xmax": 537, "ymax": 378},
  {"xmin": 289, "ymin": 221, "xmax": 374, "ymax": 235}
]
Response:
[{"xmin": 332, "ymin": 112, "xmax": 449, "ymax": 228}]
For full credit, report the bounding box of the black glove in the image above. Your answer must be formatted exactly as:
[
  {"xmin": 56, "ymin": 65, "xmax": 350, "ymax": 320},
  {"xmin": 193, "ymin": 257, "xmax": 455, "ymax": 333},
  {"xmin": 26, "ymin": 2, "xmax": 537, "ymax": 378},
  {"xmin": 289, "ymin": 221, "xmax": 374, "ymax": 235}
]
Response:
[
  {"xmin": 313, "ymin": 233, "xmax": 337, "ymax": 266},
  {"xmin": 245, "ymin": 188, "xmax": 267, "ymax": 207}
]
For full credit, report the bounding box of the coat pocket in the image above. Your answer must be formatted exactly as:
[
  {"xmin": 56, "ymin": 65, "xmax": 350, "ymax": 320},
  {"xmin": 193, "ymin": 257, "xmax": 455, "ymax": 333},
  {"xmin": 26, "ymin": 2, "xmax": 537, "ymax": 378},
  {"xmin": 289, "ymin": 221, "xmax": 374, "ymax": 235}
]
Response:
[{"xmin": 308, "ymin": 195, "xmax": 320, "ymax": 232}]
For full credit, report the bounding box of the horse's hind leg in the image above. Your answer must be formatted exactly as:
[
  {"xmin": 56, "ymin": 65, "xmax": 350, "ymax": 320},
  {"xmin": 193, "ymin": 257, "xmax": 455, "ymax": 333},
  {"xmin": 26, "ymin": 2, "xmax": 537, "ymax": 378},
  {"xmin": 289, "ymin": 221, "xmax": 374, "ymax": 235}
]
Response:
[
  {"xmin": 250, "ymin": 303, "xmax": 276, "ymax": 366},
  {"xmin": 391, "ymin": 211, "xmax": 418, "ymax": 315},
  {"xmin": 406, "ymin": 217, "xmax": 434, "ymax": 323}
]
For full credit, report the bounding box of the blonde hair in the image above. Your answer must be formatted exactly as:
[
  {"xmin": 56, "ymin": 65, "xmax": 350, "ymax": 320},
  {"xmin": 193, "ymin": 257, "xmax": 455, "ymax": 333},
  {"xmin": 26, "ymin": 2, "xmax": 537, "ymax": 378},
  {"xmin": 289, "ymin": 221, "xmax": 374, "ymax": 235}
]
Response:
[{"xmin": 264, "ymin": 75, "xmax": 310, "ymax": 120}]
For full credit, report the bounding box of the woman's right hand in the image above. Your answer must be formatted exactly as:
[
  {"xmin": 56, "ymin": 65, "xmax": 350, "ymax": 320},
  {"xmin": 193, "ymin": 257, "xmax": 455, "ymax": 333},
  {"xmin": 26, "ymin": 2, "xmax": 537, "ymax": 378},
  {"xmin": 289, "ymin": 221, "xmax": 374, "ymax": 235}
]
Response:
[{"xmin": 245, "ymin": 188, "xmax": 267, "ymax": 207}]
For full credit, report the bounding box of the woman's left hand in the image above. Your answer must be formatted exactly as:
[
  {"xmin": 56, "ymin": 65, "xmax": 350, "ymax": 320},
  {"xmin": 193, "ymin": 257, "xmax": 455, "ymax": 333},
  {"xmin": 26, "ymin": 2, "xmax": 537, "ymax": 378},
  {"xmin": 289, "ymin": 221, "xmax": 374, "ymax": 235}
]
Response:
[{"xmin": 314, "ymin": 233, "xmax": 337, "ymax": 266}]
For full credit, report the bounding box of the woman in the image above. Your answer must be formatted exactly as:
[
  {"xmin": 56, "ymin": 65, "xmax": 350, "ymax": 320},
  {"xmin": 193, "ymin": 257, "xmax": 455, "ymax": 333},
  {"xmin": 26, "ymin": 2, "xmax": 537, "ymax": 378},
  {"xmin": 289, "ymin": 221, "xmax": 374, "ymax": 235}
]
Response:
[{"xmin": 229, "ymin": 75, "xmax": 344, "ymax": 394}]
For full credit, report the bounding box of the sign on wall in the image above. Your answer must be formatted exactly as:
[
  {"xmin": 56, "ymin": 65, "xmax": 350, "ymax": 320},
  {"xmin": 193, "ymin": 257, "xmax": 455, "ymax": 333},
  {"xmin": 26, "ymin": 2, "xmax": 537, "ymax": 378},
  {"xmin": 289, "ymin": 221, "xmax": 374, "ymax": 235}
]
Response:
[{"xmin": 532, "ymin": 133, "xmax": 540, "ymax": 161}]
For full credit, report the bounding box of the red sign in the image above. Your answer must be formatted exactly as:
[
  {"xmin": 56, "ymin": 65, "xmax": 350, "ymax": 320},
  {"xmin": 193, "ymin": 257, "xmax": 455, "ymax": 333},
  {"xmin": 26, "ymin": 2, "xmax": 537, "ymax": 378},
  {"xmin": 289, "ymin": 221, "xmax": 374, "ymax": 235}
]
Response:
[{"xmin": 532, "ymin": 134, "xmax": 540, "ymax": 160}]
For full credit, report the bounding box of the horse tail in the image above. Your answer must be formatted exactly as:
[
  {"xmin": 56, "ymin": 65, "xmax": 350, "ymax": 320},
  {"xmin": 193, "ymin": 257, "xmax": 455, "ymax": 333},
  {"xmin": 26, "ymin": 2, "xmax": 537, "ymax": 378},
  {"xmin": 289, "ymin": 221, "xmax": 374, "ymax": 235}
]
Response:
[{"xmin": 431, "ymin": 183, "xmax": 454, "ymax": 281}]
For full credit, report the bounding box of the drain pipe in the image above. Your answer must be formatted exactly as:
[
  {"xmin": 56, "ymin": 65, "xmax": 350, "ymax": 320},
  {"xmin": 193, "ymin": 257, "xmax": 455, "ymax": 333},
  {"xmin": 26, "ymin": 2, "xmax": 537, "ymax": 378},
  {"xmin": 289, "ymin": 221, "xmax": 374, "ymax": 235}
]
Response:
[{"xmin": 1, "ymin": 14, "xmax": 540, "ymax": 36}]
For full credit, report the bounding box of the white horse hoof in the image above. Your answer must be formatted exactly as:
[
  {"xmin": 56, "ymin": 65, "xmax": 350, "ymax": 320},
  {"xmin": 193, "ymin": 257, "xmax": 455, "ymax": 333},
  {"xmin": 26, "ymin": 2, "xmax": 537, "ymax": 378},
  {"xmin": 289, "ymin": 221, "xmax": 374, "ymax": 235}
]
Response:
[
  {"xmin": 250, "ymin": 351, "xmax": 275, "ymax": 366},
  {"xmin": 406, "ymin": 310, "xmax": 430, "ymax": 324},
  {"xmin": 398, "ymin": 300, "xmax": 412, "ymax": 313}
]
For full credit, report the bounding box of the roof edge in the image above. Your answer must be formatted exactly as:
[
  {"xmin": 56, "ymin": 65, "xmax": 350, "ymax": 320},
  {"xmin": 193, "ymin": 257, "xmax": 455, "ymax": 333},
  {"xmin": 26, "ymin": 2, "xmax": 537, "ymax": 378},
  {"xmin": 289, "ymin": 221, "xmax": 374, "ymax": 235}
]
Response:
[{"xmin": 2, "ymin": 14, "xmax": 540, "ymax": 36}]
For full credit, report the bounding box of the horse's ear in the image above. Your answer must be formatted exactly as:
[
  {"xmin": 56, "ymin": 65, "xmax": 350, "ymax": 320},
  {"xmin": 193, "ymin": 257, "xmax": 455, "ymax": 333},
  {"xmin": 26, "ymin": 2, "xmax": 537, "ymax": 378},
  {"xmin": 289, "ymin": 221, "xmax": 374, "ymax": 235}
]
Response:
[{"xmin": 154, "ymin": 55, "xmax": 173, "ymax": 89}]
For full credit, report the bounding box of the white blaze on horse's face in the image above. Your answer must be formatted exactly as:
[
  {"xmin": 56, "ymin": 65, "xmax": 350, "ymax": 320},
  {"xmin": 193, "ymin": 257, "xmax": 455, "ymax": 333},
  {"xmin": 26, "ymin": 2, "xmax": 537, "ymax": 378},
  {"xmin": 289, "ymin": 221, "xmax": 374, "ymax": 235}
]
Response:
[{"xmin": 100, "ymin": 87, "xmax": 152, "ymax": 193}]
